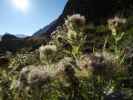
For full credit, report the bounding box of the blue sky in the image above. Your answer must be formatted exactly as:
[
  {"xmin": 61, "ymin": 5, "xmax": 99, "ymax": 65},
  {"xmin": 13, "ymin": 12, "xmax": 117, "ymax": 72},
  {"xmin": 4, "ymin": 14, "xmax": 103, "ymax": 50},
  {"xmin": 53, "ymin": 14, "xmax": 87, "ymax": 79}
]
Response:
[{"xmin": 0, "ymin": 0, "xmax": 67, "ymax": 35}]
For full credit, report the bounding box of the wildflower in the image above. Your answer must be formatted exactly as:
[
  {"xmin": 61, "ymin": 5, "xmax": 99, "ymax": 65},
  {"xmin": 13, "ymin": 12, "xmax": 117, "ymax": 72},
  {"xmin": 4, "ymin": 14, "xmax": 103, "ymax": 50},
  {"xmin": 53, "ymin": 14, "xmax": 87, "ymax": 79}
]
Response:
[
  {"xmin": 88, "ymin": 52, "xmax": 119, "ymax": 78},
  {"xmin": 108, "ymin": 16, "xmax": 126, "ymax": 35},
  {"xmin": 65, "ymin": 14, "xmax": 86, "ymax": 30},
  {"xmin": 39, "ymin": 45, "xmax": 57, "ymax": 55},
  {"xmin": 108, "ymin": 16, "xmax": 126, "ymax": 28},
  {"xmin": 27, "ymin": 67, "xmax": 50, "ymax": 87},
  {"xmin": 18, "ymin": 65, "xmax": 59, "ymax": 88},
  {"xmin": 39, "ymin": 44, "xmax": 57, "ymax": 63}
]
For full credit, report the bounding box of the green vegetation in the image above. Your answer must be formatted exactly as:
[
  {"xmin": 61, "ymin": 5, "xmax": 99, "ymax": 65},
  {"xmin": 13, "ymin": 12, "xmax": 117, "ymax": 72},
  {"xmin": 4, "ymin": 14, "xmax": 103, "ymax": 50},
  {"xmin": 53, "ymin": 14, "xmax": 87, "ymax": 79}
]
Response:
[{"xmin": 0, "ymin": 14, "xmax": 133, "ymax": 100}]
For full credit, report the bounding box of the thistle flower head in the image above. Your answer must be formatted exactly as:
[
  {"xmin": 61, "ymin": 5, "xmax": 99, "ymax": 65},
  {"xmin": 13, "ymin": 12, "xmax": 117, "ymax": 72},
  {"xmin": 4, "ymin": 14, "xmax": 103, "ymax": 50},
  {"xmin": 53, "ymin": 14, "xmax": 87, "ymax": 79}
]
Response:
[
  {"xmin": 27, "ymin": 67, "xmax": 50, "ymax": 87},
  {"xmin": 108, "ymin": 16, "xmax": 126, "ymax": 35},
  {"xmin": 39, "ymin": 44, "xmax": 57, "ymax": 63},
  {"xmin": 18, "ymin": 65, "xmax": 59, "ymax": 88},
  {"xmin": 39, "ymin": 45, "xmax": 57, "ymax": 55},
  {"xmin": 65, "ymin": 14, "xmax": 86, "ymax": 30},
  {"xmin": 108, "ymin": 16, "xmax": 126, "ymax": 27},
  {"xmin": 89, "ymin": 52, "xmax": 119, "ymax": 78}
]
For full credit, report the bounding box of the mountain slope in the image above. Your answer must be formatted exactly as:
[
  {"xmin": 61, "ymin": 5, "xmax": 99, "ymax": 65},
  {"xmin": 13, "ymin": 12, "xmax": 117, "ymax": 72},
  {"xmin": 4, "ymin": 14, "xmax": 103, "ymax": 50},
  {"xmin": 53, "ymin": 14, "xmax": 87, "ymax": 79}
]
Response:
[
  {"xmin": 0, "ymin": 0, "xmax": 133, "ymax": 53},
  {"xmin": 33, "ymin": 20, "xmax": 58, "ymax": 38},
  {"xmin": 33, "ymin": 0, "xmax": 133, "ymax": 37}
]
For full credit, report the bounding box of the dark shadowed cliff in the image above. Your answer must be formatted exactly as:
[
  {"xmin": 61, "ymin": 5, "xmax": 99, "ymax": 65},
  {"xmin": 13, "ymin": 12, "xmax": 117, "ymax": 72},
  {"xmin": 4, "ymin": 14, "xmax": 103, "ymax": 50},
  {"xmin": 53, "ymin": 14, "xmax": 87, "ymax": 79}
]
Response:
[{"xmin": 33, "ymin": 0, "xmax": 133, "ymax": 37}]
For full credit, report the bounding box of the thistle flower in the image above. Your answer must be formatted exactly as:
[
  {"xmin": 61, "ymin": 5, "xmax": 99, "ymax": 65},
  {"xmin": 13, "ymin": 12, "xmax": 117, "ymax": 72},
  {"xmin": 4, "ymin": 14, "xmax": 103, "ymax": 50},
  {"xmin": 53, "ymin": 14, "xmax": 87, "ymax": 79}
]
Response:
[
  {"xmin": 39, "ymin": 44, "xmax": 57, "ymax": 64},
  {"xmin": 39, "ymin": 45, "xmax": 57, "ymax": 56},
  {"xmin": 108, "ymin": 16, "xmax": 126, "ymax": 35},
  {"xmin": 18, "ymin": 65, "xmax": 59, "ymax": 88},
  {"xmin": 65, "ymin": 14, "xmax": 86, "ymax": 30},
  {"xmin": 89, "ymin": 52, "xmax": 118, "ymax": 78},
  {"xmin": 27, "ymin": 68, "xmax": 50, "ymax": 87},
  {"xmin": 108, "ymin": 16, "xmax": 126, "ymax": 27}
]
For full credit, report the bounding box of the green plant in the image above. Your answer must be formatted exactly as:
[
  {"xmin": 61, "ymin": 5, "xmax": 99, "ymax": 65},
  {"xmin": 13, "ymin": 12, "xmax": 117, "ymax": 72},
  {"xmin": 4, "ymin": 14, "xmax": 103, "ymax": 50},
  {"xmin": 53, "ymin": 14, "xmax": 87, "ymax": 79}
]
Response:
[
  {"xmin": 0, "ymin": 14, "xmax": 133, "ymax": 100},
  {"xmin": 65, "ymin": 14, "xmax": 86, "ymax": 59},
  {"xmin": 107, "ymin": 16, "xmax": 127, "ymax": 64},
  {"xmin": 9, "ymin": 51, "xmax": 39, "ymax": 71}
]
